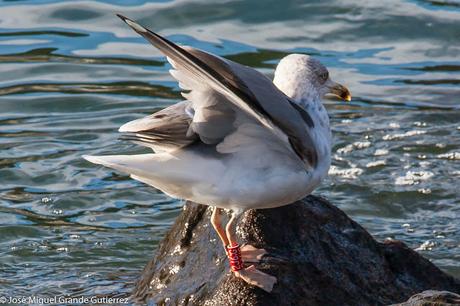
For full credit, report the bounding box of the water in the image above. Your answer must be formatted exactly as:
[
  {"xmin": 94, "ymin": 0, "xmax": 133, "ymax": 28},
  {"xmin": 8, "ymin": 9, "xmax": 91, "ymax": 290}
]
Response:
[{"xmin": 0, "ymin": 0, "xmax": 459, "ymax": 299}]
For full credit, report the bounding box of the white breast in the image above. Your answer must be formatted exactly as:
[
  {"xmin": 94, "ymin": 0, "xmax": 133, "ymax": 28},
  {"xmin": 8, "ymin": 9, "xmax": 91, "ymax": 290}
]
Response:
[{"xmin": 307, "ymin": 101, "xmax": 332, "ymax": 184}]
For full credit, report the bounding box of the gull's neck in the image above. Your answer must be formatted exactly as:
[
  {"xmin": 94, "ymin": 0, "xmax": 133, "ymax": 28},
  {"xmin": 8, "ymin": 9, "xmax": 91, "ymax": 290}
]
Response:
[
  {"xmin": 272, "ymin": 54, "xmax": 332, "ymax": 181},
  {"xmin": 273, "ymin": 75, "xmax": 322, "ymax": 110},
  {"xmin": 274, "ymin": 71, "xmax": 332, "ymax": 182}
]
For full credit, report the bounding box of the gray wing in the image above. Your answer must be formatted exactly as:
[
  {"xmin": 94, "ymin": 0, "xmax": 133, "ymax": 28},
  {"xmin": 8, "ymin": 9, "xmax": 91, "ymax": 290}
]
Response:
[
  {"xmin": 117, "ymin": 14, "xmax": 318, "ymax": 167},
  {"xmin": 119, "ymin": 101, "xmax": 198, "ymax": 152}
]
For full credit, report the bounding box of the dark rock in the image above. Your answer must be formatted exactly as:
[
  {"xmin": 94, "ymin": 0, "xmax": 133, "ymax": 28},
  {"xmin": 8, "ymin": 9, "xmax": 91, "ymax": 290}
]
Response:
[
  {"xmin": 132, "ymin": 196, "xmax": 460, "ymax": 306},
  {"xmin": 392, "ymin": 290, "xmax": 460, "ymax": 305}
]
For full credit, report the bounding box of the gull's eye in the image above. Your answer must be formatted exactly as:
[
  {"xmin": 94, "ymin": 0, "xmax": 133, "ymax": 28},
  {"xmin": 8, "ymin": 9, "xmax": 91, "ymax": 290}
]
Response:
[{"xmin": 319, "ymin": 71, "xmax": 329, "ymax": 83}]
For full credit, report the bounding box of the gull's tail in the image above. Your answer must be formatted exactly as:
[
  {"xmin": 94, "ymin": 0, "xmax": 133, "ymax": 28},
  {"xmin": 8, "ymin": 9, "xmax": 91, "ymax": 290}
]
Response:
[
  {"xmin": 82, "ymin": 152, "xmax": 224, "ymax": 200},
  {"xmin": 83, "ymin": 154, "xmax": 157, "ymax": 178},
  {"xmin": 83, "ymin": 153, "xmax": 188, "ymax": 199}
]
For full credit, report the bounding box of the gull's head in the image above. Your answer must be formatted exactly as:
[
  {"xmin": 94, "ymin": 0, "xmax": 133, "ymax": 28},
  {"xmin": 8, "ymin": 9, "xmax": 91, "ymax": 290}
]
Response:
[{"xmin": 273, "ymin": 54, "xmax": 351, "ymax": 104}]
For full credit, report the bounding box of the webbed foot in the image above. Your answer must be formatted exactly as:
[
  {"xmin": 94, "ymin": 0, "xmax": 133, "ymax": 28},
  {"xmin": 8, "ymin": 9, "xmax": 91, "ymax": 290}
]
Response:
[
  {"xmin": 235, "ymin": 265, "xmax": 277, "ymax": 292},
  {"xmin": 240, "ymin": 244, "xmax": 267, "ymax": 263}
]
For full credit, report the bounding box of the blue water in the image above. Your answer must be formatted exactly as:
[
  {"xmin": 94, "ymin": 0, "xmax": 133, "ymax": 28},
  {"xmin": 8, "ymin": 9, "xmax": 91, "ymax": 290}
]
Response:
[{"xmin": 0, "ymin": 0, "xmax": 459, "ymax": 299}]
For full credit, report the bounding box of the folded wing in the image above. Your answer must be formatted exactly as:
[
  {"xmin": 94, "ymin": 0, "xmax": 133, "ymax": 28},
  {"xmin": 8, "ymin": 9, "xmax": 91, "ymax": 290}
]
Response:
[{"xmin": 119, "ymin": 101, "xmax": 198, "ymax": 152}]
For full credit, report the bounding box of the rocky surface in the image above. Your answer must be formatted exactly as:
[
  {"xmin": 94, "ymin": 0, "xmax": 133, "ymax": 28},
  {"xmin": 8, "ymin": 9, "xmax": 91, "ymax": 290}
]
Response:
[
  {"xmin": 132, "ymin": 196, "xmax": 460, "ymax": 306},
  {"xmin": 393, "ymin": 290, "xmax": 460, "ymax": 305}
]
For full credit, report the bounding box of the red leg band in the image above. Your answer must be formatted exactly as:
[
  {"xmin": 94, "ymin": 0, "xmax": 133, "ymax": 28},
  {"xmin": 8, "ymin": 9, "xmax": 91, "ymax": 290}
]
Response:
[{"xmin": 226, "ymin": 243, "xmax": 243, "ymax": 272}]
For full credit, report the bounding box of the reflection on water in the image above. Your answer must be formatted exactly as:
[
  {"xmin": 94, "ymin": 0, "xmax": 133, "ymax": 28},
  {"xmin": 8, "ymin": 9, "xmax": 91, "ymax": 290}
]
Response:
[{"xmin": 0, "ymin": 0, "xmax": 459, "ymax": 298}]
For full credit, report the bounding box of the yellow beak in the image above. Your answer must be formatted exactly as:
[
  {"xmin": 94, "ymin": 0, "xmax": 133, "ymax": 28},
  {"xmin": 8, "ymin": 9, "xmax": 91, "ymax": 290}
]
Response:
[{"xmin": 329, "ymin": 82, "xmax": 351, "ymax": 102}]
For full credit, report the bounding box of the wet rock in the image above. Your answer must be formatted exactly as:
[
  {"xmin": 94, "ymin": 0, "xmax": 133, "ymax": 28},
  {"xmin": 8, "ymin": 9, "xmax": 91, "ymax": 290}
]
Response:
[
  {"xmin": 393, "ymin": 290, "xmax": 460, "ymax": 305},
  {"xmin": 132, "ymin": 196, "xmax": 460, "ymax": 306}
]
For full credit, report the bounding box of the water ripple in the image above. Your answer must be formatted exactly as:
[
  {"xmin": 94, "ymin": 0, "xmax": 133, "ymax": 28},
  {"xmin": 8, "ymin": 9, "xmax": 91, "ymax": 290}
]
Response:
[{"xmin": 0, "ymin": 0, "xmax": 459, "ymax": 298}]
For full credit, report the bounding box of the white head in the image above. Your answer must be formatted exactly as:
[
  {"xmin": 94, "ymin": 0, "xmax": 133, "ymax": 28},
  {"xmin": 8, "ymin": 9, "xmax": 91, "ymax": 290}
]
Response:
[{"xmin": 273, "ymin": 54, "xmax": 351, "ymax": 105}]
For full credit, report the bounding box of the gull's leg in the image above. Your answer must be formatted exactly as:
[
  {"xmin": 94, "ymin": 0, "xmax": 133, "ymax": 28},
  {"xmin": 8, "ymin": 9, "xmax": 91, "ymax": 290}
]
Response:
[
  {"xmin": 225, "ymin": 210, "xmax": 277, "ymax": 292},
  {"xmin": 210, "ymin": 207, "xmax": 266, "ymax": 261},
  {"xmin": 221, "ymin": 209, "xmax": 265, "ymax": 263},
  {"xmin": 224, "ymin": 210, "xmax": 240, "ymax": 246},
  {"xmin": 210, "ymin": 207, "xmax": 229, "ymax": 249}
]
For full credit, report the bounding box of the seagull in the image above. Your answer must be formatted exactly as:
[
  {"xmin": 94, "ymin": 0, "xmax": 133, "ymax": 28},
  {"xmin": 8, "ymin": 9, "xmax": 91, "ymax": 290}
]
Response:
[{"xmin": 83, "ymin": 14, "xmax": 351, "ymax": 293}]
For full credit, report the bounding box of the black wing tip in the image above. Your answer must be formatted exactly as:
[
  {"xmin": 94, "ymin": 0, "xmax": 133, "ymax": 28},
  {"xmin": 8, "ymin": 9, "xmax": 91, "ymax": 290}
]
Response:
[
  {"xmin": 116, "ymin": 14, "xmax": 148, "ymax": 34},
  {"xmin": 116, "ymin": 13, "xmax": 129, "ymax": 22}
]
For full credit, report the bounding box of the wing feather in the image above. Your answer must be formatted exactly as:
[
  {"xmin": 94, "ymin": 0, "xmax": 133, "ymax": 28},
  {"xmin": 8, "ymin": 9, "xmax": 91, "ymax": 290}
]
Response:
[
  {"xmin": 119, "ymin": 101, "xmax": 197, "ymax": 152},
  {"xmin": 117, "ymin": 14, "xmax": 318, "ymax": 167}
]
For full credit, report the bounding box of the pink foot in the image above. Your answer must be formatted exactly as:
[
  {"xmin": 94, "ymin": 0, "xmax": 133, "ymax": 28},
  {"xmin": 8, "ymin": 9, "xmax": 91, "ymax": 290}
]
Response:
[
  {"xmin": 235, "ymin": 265, "xmax": 277, "ymax": 292},
  {"xmin": 240, "ymin": 244, "xmax": 267, "ymax": 263}
]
